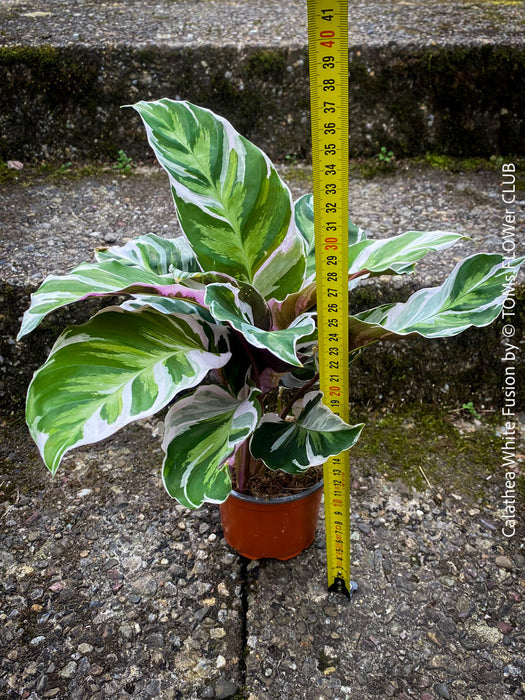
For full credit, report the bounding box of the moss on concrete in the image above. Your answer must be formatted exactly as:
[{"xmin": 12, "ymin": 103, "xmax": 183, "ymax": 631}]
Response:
[
  {"xmin": 0, "ymin": 45, "xmax": 98, "ymax": 102},
  {"xmin": 420, "ymin": 154, "xmax": 525, "ymax": 187},
  {"xmin": 1, "ymin": 43, "xmax": 524, "ymax": 161},
  {"xmin": 0, "ymin": 44, "xmax": 60, "ymax": 66},
  {"xmin": 349, "ymin": 405, "xmax": 523, "ymax": 506},
  {"xmin": 246, "ymin": 49, "xmax": 286, "ymax": 81}
]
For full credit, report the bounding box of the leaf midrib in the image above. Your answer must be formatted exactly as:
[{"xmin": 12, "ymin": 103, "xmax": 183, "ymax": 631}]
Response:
[
  {"xmin": 177, "ymin": 123, "xmax": 256, "ymax": 283},
  {"xmin": 386, "ymin": 264, "xmax": 499, "ymax": 332}
]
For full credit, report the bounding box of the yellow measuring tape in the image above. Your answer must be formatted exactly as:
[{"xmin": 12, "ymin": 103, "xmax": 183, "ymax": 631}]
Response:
[{"xmin": 307, "ymin": 0, "xmax": 351, "ymax": 596}]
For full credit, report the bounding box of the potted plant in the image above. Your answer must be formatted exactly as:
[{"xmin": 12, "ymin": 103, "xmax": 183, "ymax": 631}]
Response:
[{"xmin": 18, "ymin": 99, "xmax": 523, "ymax": 560}]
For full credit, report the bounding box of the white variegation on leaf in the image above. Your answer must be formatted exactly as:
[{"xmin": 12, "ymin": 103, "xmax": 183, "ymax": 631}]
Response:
[
  {"xmin": 132, "ymin": 99, "xmax": 306, "ymax": 300},
  {"xmin": 348, "ymin": 229, "xmax": 466, "ymax": 277},
  {"xmin": 162, "ymin": 385, "xmax": 261, "ymax": 508},
  {"xmin": 348, "ymin": 253, "xmax": 524, "ymax": 348},
  {"xmin": 17, "ymin": 259, "xmax": 208, "ymax": 340},
  {"xmin": 121, "ymin": 294, "xmax": 216, "ymax": 322},
  {"xmin": 294, "ymin": 194, "xmax": 367, "ymax": 282},
  {"xmin": 26, "ymin": 307, "xmax": 231, "ymax": 474},
  {"xmin": 19, "ymin": 98, "xmax": 525, "ymax": 510},
  {"xmin": 95, "ymin": 232, "xmax": 201, "ymax": 276},
  {"xmin": 205, "ymin": 282, "xmax": 315, "ymax": 367},
  {"xmin": 250, "ymin": 392, "xmax": 364, "ymax": 473}
]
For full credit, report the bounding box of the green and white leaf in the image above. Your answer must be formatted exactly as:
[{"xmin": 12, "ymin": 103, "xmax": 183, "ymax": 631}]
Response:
[
  {"xmin": 132, "ymin": 99, "xmax": 306, "ymax": 300},
  {"xmin": 250, "ymin": 391, "xmax": 364, "ymax": 473},
  {"xmin": 294, "ymin": 194, "xmax": 367, "ymax": 280},
  {"xmin": 121, "ymin": 294, "xmax": 215, "ymax": 323},
  {"xmin": 348, "ymin": 253, "xmax": 525, "ymax": 347},
  {"xmin": 26, "ymin": 307, "xmax": 231, "ymax": 474},
  {"xmin": 95, "ymin": 232, "xmax": 201, "ymax": 277},
  {"xmin": 17, "ymin": 259, "xmax": 207, "ymax": 339},
  {"xmin": 162, "ymin": 385, "xmax": 261, "ymax": 508},
  {"xmin": 205, "ymin": 283, "xmax": 315, "ymax": 367},
  {"xmin": 268, "ymin": 281, "xmax": 318, "ymax": 331},
  {"xmin": 348, "ymin": 229, "xmax": 465, "ymax": 277}
]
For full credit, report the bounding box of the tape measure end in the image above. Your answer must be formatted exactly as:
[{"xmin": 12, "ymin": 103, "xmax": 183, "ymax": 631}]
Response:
[{"xmin": 328, "ymin": 578, "xmax": 358, "ymax": 599}]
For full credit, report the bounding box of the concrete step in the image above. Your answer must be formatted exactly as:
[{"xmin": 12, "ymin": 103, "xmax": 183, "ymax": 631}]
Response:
[
  {"xmin": 1, "ymin": 161, "xmax": 522, "ymax": 414},
  {"xmin": 0, "ymin": 0, "xmax": 524, "ymax": 162}
]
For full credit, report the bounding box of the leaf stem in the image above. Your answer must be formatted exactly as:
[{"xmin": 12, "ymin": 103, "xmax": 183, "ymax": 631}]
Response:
[
  {"xmin": 348, "ymin": 269, "xmax": 370, "ymax": 283},
  {"xmin": 236, "ymin": 442, "xmax": 249, "ymax": 493},
  {"xmin": 235, "ymin": 440, "xmax": 265, "ymax": 494},
  {"xmin": 279, "ymin": 372, "xmax": 319, "ymax": 420},
  {"xmin": 238, "ymin": 334, "xmax": 261, "ymax": 388}
]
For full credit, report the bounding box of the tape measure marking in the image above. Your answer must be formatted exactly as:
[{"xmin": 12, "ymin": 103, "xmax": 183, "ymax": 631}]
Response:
[{"xmin": 307, "ymin": 0, "xmax": 351, "ymax": 596}]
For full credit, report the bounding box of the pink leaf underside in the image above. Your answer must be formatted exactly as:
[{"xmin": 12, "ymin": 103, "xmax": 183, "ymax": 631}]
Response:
[
  {"xmin": 78, "ymin": 283, "xmax": 207, "ymax": 307},
  {"xmin": 269, "ymin": 283, "xmax": 316, "ymax": 330}
]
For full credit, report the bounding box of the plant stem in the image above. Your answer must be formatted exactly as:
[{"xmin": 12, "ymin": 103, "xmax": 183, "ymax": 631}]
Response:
[
  {"xmin": 276, "ymin": 386, "xmax": 284, "ymax": 415},
  {"xmin": 348, "ymin": 269, "xmax": 370, "ymax": 283},
  {"xmin": 279, "ymin": 372, "xmax": 319, "ymax": 420},
  {"xmin": 238, "ymin": 334, "xmax": 261, "ymax": 388},
  {"xmin": 235, "ymin": 441, "xmax": 265, "ymax": 494},
  {"xmin": 236, "ymin": 442, "xmax": 249, "ymax": 493}
]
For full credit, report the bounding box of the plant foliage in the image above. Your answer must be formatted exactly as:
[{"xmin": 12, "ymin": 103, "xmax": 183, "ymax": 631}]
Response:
[{"xmin": 19, "ymin": 99, "xmax": 524, "ymax": 507}]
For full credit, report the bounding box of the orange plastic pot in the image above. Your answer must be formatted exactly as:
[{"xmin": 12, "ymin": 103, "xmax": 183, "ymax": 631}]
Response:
[{"xmin": 219, "ymin": 480, "xmax": 323, "ymax": 560}]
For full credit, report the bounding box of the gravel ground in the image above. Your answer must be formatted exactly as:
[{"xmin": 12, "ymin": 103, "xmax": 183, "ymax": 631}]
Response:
[
  {"xmin": 1, "ymin": 160, "xmax": 523, "ymax": 410},
  {"xmin": 0, "ymin": 419, "xmax": 245, "ymax": 700},
  {"xmin": 1, "ymin": 408, "xmax": 524, "ymax": 699},
  {"xmin": 0, "ymin": 0, "xmax": 523, "ymax": 48},
  {"xmin": 245, "ymin": 457, "xmax": 525, "ymax": 700},
  {"xmin": 1, "ymin": 161, "xmax": 524, "ymax": 698},
  {"xmin": 0, "ymin": 162, "xmax": 514, "ymax": 287}
]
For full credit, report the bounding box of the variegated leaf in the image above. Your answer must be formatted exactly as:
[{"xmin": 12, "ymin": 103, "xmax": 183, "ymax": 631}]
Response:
[
  {"xmin": 274, "ymin": 199, "xmax": 449, "ymax": 330},
  {"xmin": 205, "ymin": 283, "xmax": 315, "ymax": 367},
  {"xmin": 122, "ymin": 301, "xmax": 234, "ymax": 397},
  {"xmin": 348, "ymin": 253, "xmax": 525, "ymax": 348},
  {"xmin": 132, "ymin": 99, "xmax": 306, "ymax": 300},
  {"xmin": 26, "ymin": 307, "xmax": 231, "ymax": 474},
  {"xmin": 348, "ymin": 230, "xmax": 465, "ymax": 277},
  {"xmin": 17, "ymin": 259, "xmax": 209, "ymax": 339},
  {"xmin": 268, "ymin": 281, "xmax": 317, "ymax": 331},
  {"xmin": 162, "ymin": 385, "xmax": 261, "ymax": 508},
  {"xmin": 95, "ymin": 232, "xmax": 201, "ymax": 276},
  {"xmin": 294, "ymin": 194, "xmax": 367, "ymax": 280},
  {"xmin": 121, "ymin": 294, "xmax": 215, "ymax": 323},
  {"xmin": 250, "ymin": 391, "xmax": 364, "ymax": 473}
]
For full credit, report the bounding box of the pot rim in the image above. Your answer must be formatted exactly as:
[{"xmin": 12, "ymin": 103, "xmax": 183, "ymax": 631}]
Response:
[{"xmin": 229, "ymin": 478, "xmax": 323, "ymax": 505}]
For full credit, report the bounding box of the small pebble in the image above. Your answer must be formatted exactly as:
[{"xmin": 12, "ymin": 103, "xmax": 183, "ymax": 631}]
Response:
[
  {"xmin": 495, "ymin": 556, "xmax": 513, "ymax": 571},
  {"xmin": 131, "ymin": 575, "xmax": 158, "ymax": 596},
  {"xmin": 434, "ymin": 682, "xmax": 451, "ymax": 699},
  {"xmin": 58, "ymin": 661, "xmax": 77, "ymax": 679},
  {"xmin": 30, "ymin": 636, "xmax": 46, "ymax": 646},
  {"xmin": 214, "ymin": 680, "xmax": 238, "ymax": 699},
  {"xmin": 209, "ymin": 628, "xmax": 226, "ymax": 640}
]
